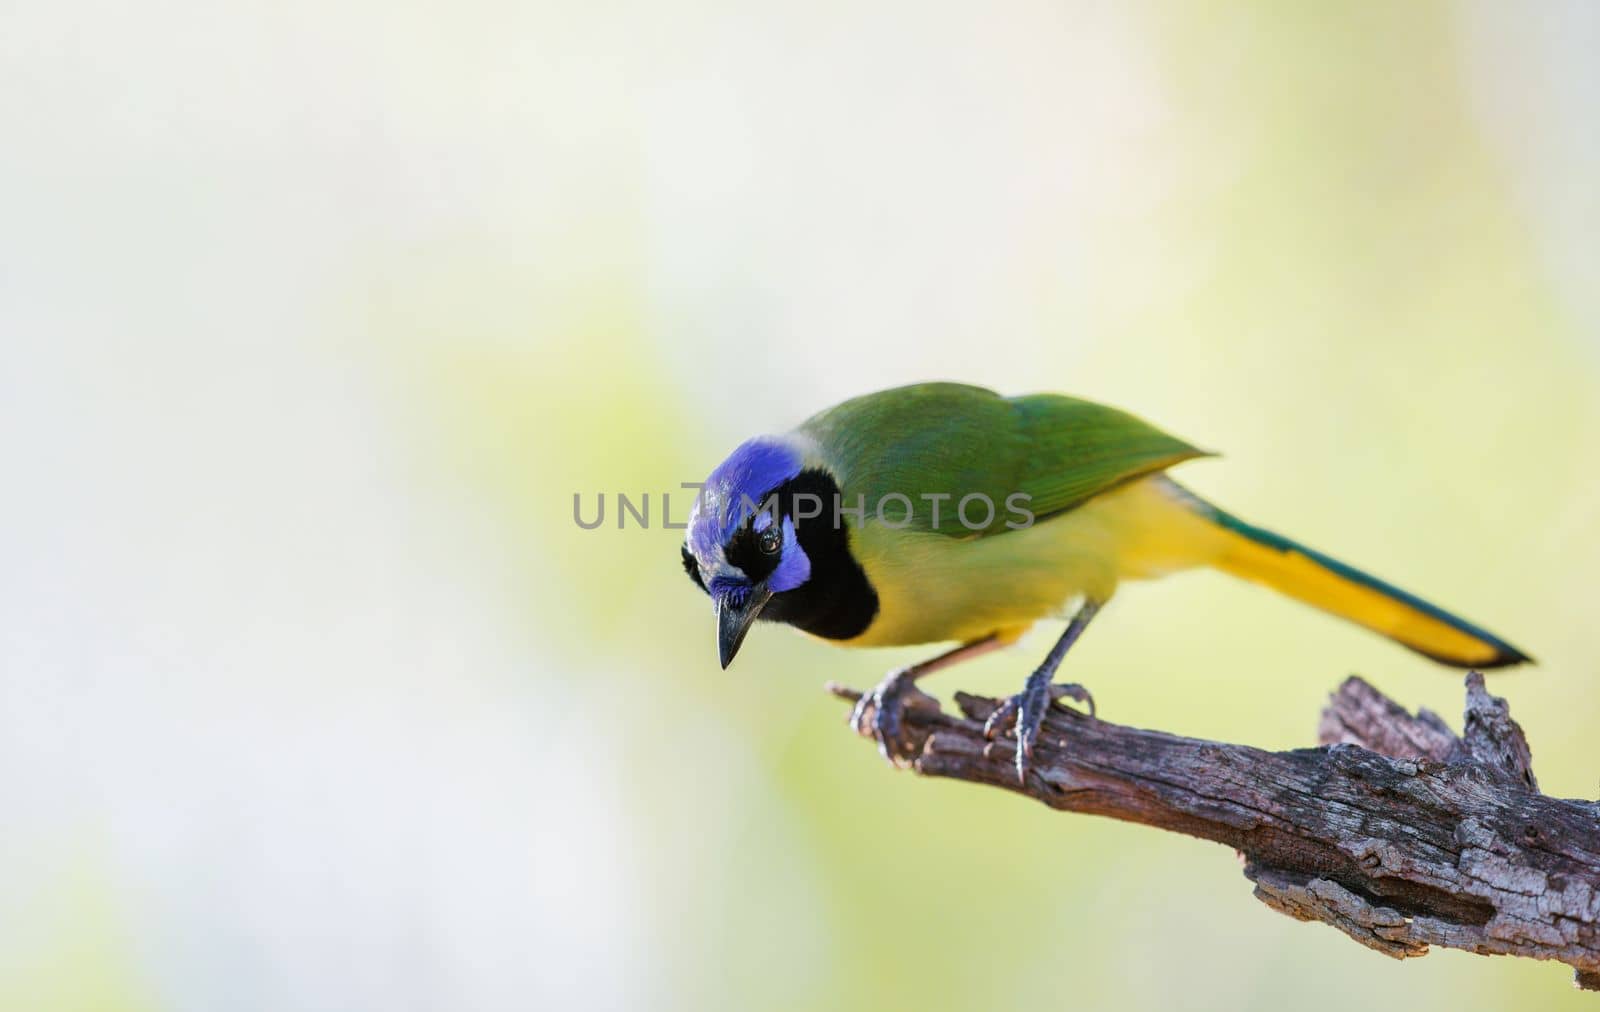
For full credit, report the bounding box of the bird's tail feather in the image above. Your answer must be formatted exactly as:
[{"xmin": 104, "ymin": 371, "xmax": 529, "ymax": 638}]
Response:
[{"xmin": 1169, "ymin": 484, "xmax": 1529, "ymax": 669}]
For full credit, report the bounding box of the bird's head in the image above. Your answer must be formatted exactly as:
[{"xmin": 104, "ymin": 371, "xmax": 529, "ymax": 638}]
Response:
[{"xmin": 681, "ymin": 435, "xmax": 819, "ymax": 668}]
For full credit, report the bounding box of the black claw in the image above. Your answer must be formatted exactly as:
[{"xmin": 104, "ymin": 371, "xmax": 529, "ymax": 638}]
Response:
[
  {"xmin": 991, "ymin": 677, "xmax": 1097, "ymax": 783},
  {"xmin": 874, "ymin": 704, "xmax": 900, "ymax": 763},
  {"xmin": 848, "ymin": 693, "xmax": 872, "ymax": 735},
  {"xmin": 982, "ymin": 696, "xmax": 1019, "ymax": 740},
  {"xmin": 1014, "ymin": 679, "xmax": 1050, "ymax": 782},
  {"xmin": 848, "ymin": 669, "xmax": 922, "ymax": 766},
  {"xmin": 878, "ymin": 698, "xmax": 900, "ymax": 745},
  {"xmin": 1050, "ymin": 682, "xmax": 1096, "ymax": 719}
]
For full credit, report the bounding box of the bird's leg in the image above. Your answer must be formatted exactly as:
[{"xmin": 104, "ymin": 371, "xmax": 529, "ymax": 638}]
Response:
[
  {"xmin": 983, "ymin": 600, "xmax": 1102, "ymax": 783},
  {"xmin": 850, "ymin": 636, "xmax": 1005, "ymax": 765}
]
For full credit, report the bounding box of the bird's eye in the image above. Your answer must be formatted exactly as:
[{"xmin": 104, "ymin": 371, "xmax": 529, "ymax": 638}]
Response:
[{"xmin": 757, "ymin": 524, "xmax": 782, "ymax": 556}]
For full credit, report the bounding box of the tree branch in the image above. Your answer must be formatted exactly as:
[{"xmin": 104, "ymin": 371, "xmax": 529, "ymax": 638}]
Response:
[{"xmin": 828, "ymin": 672, "xmax": 1600, "ymax": 990}]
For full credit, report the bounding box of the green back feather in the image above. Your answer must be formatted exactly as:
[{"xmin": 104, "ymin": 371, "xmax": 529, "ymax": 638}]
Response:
[{"xmin": 796, "ymin": 383, "xmax": 1208, "ymax": 536}]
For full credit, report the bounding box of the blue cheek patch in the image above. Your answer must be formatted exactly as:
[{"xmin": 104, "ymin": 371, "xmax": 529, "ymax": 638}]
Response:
[{"xmin": 768, "ymin": 516, "xmax": 812, "ymax": 593}]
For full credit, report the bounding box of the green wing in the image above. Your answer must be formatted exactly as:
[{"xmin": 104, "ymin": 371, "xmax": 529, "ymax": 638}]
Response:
[{"xmin": 796, "ymin": 382, "xmax": 1209, "ymax": 536}]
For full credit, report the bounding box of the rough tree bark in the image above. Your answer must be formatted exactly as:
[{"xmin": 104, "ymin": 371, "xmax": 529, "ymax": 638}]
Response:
[{"xmin": 829, "ymin": 672, "xmax": 1600, "ymax": 991}]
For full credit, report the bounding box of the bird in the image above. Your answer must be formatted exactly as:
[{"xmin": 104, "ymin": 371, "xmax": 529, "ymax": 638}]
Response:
[{"xmin": 680, "ymin": 382, "xmax": 1529, "ymax": 781}]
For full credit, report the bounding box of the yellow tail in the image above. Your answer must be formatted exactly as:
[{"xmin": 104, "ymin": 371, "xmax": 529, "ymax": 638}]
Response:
[{"xmin": 1172, "ymin": 485, "xmax": 1529, "ymax": 668}]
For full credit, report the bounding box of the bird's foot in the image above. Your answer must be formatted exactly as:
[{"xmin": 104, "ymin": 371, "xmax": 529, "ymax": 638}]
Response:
[
  {"xmin": 848, "ymin": 668, "xmax": 941, "ymax": 766},
  {"xmin": 983, "ymin": 679, "xmax": 1095, "ymax": 783}
]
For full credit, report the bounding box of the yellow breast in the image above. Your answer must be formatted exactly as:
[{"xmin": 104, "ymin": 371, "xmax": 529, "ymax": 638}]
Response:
[{"xmin": 830, "ymin": 477, "xmax": 1224, "ymax": 647}]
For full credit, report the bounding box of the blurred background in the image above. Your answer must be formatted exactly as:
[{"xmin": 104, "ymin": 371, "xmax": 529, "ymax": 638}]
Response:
[{"xmin": 3, "ymin": 1, "xmax": 1599, "ymax": 1009}]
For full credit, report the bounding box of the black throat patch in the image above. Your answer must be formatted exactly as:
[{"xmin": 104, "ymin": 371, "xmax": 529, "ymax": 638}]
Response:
[{"xmin": 759, "ymin": 469, "xmax": 878, "ymax": 640}]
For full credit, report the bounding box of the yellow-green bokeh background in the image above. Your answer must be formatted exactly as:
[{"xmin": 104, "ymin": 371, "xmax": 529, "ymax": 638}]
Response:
[{"xmin": 4, "ymin": 2, "xmax": 1599, "ymax": 1009}]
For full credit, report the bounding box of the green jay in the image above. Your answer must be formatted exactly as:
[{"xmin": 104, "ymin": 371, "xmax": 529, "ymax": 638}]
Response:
[{"xmin": 680, "ymin": 382, "xmax": 1528, "ymax": 780}]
